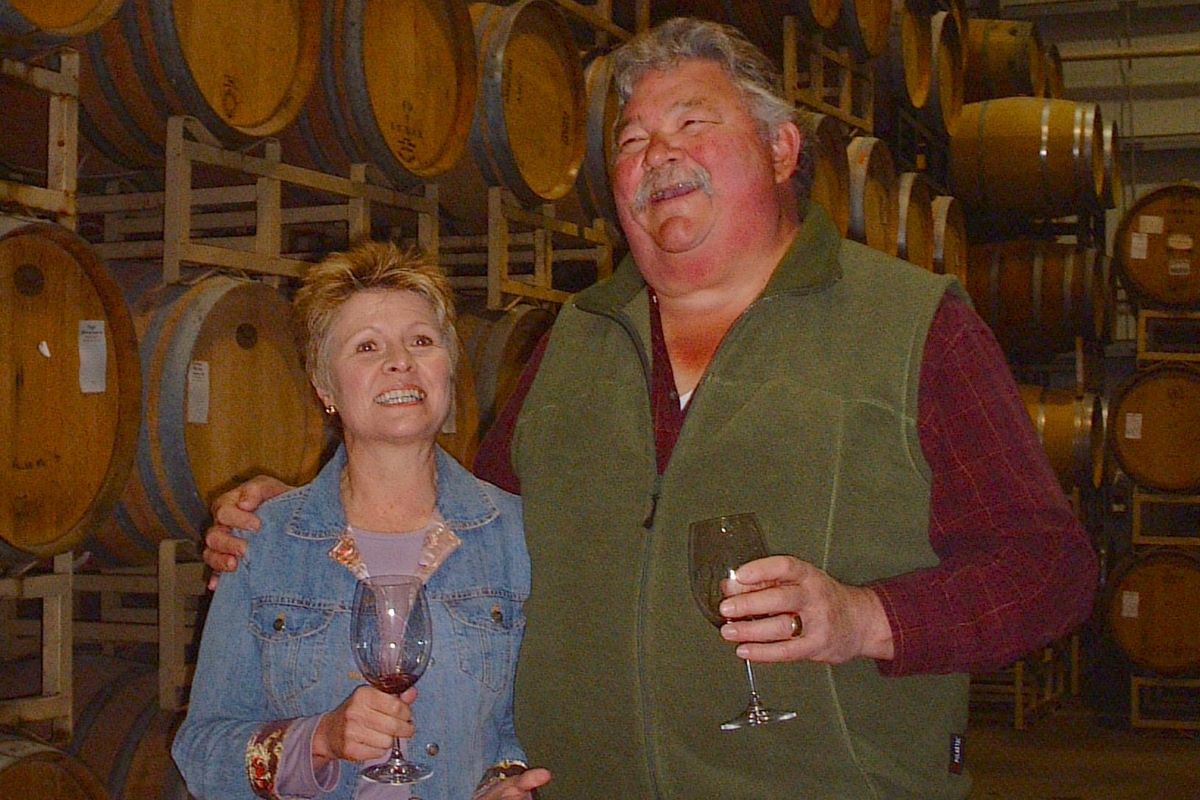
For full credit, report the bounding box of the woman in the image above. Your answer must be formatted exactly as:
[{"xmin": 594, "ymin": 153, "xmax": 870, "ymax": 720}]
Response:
[{"xmin": 172, "ymin": 242, "xmax": 550, "ymax": 800}]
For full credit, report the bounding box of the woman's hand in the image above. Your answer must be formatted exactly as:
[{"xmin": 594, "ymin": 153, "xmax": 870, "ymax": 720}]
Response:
[
  {"xmin": 312, "ymin": 685, "xmax": 418, "ymax": 768},
  {"xmin": 203, "ymin": 475, "xmax": 292, "ymax": 589},
  {"xmin": 474, "ymin": 767, "xmax": 552, "ymax": 799}
]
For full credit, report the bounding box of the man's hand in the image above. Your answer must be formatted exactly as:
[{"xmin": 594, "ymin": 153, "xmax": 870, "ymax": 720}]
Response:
[
  {"xmin": 717, "ymin": 555, "xmax": 895, "ymax": 664},
  {"xmin": 312, "ymin": 685, "xmax": 418, "ymax": 768},
  {"xmin": 203, "ymin": 475, "xmax": 291, "ymax": 589},
  {"xmin": 475, "ymin": 768, "xmax": 552, "ymax": 800}
]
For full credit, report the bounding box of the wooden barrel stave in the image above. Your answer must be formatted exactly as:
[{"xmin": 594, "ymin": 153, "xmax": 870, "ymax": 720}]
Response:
[
  {"xmin": 950, "ymin": 97, "xmax": 1103, "ymax": 218},
  {"xmin": 965, "ymin": 240, "xmax": 1100, "ymax": 358},
  {"xmin": 0, "ymin": 731, "xmax": 110, "ymax": 800},
  {"xmin": 796, "ymin": 110, "xmax": 850, "ymax": 237},
  {"xmin": 896, "ymin": 171, "xmax": 934, "ymax": 269},
  {"xmin": 931, "ymin": 194, "xmax": 968, "ymax": 282},
  {"xmin": 0, "ymin": 0, "xmax": 121, "ymax": 49},
  {"xmin": 963, "ymin": 17, "xmax": 1044, "ymax": 102},
  {"xmin": 438, "ymin": 0, "xmax": 586, "ymax": 231},
  {"xmin": 847, "ymin": 136, "xmax": 898, "ymax": 255},
  {"xmin": 1019, "ymin": 384, "xmax": 1104, "ymax": 492},
  {"xmin": 282, "ymin": 0, "xmax": 477, "ymax": 188}
]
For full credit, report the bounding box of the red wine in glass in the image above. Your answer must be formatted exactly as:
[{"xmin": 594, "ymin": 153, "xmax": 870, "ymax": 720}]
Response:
[
  {"xmin": 351, "ymin": 574, "xmax": 434, "ymax": 783},
  {"xmin": 689, "ymin": 513, "xmax": 798, "ymax": 731}
]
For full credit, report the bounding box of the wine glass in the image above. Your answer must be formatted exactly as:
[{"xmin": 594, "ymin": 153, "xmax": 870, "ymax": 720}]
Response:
[
  {"xmin": 351, "ymin": 574, "xmax": 434, "ymax": 783},
  {"xmin": 689, "ymin": 513, "xmax": 799, "ymax": 731}
]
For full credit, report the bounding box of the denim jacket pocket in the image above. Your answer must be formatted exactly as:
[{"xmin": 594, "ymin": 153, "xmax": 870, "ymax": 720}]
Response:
[
  {"xmin": 439, "ymin": 591, "xmax": 525, "ymax": 693},
  {"xmin": 250, "ymin": 597, "xmax": 336, "ymax": 707}
]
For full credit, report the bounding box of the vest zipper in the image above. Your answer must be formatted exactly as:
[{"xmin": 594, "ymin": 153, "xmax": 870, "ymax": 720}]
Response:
[{"xmin": 642, "ymin": 474, "xmax": 663, "ymax": 530}]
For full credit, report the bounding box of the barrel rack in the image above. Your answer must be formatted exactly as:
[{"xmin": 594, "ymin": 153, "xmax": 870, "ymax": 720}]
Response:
[
  {"xmin": 783, "ymin": 16, "xmax": 874, "ymax": 134},
  {"xmin": 442, "ymin": 186, "xmax": 616, "ymax": 310},
  {"xmin": 0, "ymin": 554, "xmax": 74, "ymax": 739},
  {"xmin": 969, "ymin": 634, "xmax": 1081, "ymax": 730},
  {"xmin": 1122, "ymin": 293, "xmax": 1200, "ymax": 728},
  {"xmin": 76, "ymin": 115, "xmax": 440, "ymax": 283},
  {"xmin": 0, "ymin": 48, "xmax": 78, "ymax": 227}
]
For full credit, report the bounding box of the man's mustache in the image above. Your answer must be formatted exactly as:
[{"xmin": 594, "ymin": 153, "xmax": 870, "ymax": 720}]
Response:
[{"xmin": 631, "ymin": 164, "xmax": 714, "ymax": 213}]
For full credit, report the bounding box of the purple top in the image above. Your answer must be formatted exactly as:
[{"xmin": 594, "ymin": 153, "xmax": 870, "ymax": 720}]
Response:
[{"xmin": 276, "ymin": 523, "xmax": 437, "ymax": 799}]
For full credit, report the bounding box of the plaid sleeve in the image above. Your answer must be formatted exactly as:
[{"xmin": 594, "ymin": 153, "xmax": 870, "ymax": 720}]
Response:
[{"xmin": 873, "ymin": 294, "xmax": 1098, "ymax": 676}]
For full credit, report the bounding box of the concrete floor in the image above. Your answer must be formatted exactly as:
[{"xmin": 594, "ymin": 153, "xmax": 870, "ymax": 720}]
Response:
[{"xmin": 968, "ymin": 701, "xmax": 1200, "ymax": 800}]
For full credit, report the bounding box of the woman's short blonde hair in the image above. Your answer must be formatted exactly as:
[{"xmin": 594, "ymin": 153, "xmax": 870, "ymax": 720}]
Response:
[{"xmin": 294, "ymin": 241, "xmax": 458, "ymax": 394}]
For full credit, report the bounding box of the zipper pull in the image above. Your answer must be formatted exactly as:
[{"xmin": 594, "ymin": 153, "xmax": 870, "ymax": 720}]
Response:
[{"xmin": 642, "ymin": 475, "xmax": 663, "ymax": 530}]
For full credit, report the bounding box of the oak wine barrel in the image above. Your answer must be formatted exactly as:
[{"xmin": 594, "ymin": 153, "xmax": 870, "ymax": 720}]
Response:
[
  {"xmin": 964, "ymin": 240, "xmax": 1102, "ymax": 358},
  {"xmin": 950, "ymin": 97, "xmax": 1103, "ymax": 217},
  {"xmin": 795, "ymin": 110, "xmax": 850, "ymax": 237},
  {"xmin": 0, "ymin": 732, "xmax": 109, "ymax": 800},
  {"xmin": 1105, "ymin": 549, "xmax": 1200, "ymax": 676},
  {"xmin": 556, "ymin": 51, "xmax": 621, "ymax": 233},
  {"xmin": 0, "ymin": 0, "xmax": 120, "ymax": 50},
  {"xmin": 458, "ymin": 304, "xmax": 555, "ymax": 432},
  {"xmin": 438, "ymin": 0, "xmax": 586, "ymax": 231},
  {"xmin": 1, "ymin": 219, "xmax": 140, "ymax": 567},
  {"xmin": 1018, "ymin": 384, "xmax": 1104, "ymax": 492},
  {"xmin": 281, "ymin": 0, "xmax": 477, "ymax": 188},
  {"xmin": 920, "ymin": 11, "xmax": 964, "ymax": 134},
  {"xmin": 1100, "ymin": 120, "xmax": 1121, "ymax": 211},
  {"xmin": 1112, "ymin": 183, "xmax": 1200, "ymax": 308},
  {"xmin": 962, "ymin": 18, "xmax": 1045, "ymax": 102},
  {"xmin": 881, "ymin": 0, "xmax": 932, "ymax": 112},
  {"xmin": 90, "ymin": 270, "xmax": 329, "ymax": 566},
  {"xmin": 78, "ymin": 0, "xmax": 320, "ymax": 171},
  {"xmin": 896, "ymin": 172, "xmax": 934, "ymax": 270},
  {"xmin": 835, "ymin": 0, "xmax": 893, "ymax": 62},
  {"xmin": 1043, "ymin": 42, "xmax": 1065, "ymax": 99},
  {"xmin": 930, "ymin": 194, "xmax": 968, "ymax": 283},
  {"xmin": 847, "ymin": 136, "xmax": 898, "ymax": 256},
  {"xmin": 436, "ymin": 330, "xmax": 482, "ymax": 470},
  {"xmin": 1107, "ymin": 364, "xmax": 1200, "ymax": 493}
]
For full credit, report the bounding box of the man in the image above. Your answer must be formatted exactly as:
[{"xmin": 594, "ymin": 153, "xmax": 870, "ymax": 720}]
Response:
[{"xmin": 205, "ymin": 18, "xmax": 1097, "ymax": 799}]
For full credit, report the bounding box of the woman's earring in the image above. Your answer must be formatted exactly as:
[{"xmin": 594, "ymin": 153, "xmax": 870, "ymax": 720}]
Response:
[{"xmin": 324, "ymin": 404, "xmax": 337, "ymax": 415}]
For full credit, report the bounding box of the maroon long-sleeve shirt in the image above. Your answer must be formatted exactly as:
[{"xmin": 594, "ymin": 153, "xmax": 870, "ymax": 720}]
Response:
[{"xmin": 474, "ymin": 292, "xmax": 1098, "ymax": 676}]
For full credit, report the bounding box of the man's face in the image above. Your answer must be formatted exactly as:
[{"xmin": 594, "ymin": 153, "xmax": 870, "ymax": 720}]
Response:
[{"xmin": 611, "ymin": 59, "xmax": 793, "ymax": 289}]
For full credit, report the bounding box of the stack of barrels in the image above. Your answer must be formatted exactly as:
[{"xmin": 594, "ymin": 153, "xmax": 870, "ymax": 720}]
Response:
[{"xmin": 1103, "ymin": 182, "xmax": 1200, "ymax": 689}]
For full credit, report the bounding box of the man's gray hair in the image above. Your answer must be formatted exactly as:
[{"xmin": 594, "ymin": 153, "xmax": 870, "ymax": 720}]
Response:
[{"xmin": 609, "ymin": 17, "xmax": 796, "ymax": 142}]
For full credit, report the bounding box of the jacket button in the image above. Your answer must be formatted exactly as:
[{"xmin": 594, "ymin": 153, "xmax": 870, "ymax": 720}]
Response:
[
  {"xmin": 273, "ymin": 615, "xmax": 285, "ymax": 631},
  {"xmin": 490, "ymin": 604, "xmax": 504, "ymax": 624},
  {"xmin": 425, "ymin": 742, "xmax": 439, "ymax": 757}
]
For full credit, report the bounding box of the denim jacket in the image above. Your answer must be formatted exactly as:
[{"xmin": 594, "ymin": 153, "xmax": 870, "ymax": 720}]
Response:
[{"xmin": 173, "ymin": 445, "xmax": 530, "ymax": 800}]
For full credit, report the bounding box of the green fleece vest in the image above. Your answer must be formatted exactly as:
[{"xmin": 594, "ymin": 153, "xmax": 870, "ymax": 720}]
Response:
[{"xmin": 513, "ymin": 207, "xmax": 972, "ymax": 800}]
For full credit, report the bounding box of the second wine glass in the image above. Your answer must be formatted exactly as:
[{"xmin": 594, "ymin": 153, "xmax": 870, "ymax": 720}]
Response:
[
  {"xmin": 689, "ymin": 512, "xmax": 798, "ymax": 731},
  {"xmin": 351, "ymin": 574, "xmax": 434, "ymax": 783}
]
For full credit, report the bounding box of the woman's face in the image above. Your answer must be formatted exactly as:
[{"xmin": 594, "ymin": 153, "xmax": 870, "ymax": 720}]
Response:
[{"xmin": 315, "ymin": 289, "xmax": 453, "ymax": 449}]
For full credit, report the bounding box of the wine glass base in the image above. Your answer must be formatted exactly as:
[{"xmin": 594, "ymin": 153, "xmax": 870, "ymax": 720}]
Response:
[
  {"xmin": 720, "ymin": 706, "xmax": 798, "ymax": 731},
  {"xmin": 361, "ymin": 761, "xmax": 434, "ymax": 784}
]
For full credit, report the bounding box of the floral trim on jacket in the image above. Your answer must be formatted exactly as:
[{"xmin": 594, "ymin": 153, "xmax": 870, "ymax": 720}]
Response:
[{"xmin": 246, "ymin": 718, "xmax": 293, "ymax": 799}]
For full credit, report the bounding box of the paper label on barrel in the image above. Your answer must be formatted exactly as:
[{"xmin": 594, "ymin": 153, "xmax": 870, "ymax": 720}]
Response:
[
  {"xmin": 1124, "ymin": 412, "xmax": 1142, "ymax": 440},
  {"xmin": 1129, "ymin": 232, "xmax": 1148, "ymax": 261},
  {"xmin": 1138, "ymin": 215, "xmax": 1164, "ymax": 235},
  {"xmin": 187, "ymin": 360, "xmax": 210, "ymax": 425},
  {"xmin": 1169, "ymin": 259, "xmax": 1192, "ymax": 277},
  {"xmin": 1167, "ymin": 233, "xmax": 1194, "ymax": 251},
  {"xmin": 78, "ymin": 321, "xmax": 107, "ymax": 394},
  {"xmin": 1121, "ymin": 590, "xmax": 1139, "ymax": 619}
]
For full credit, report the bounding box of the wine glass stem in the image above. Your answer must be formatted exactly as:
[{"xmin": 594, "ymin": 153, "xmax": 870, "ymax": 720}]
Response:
[
  {"xmin": 743, "ymin": 659, "xmax": 765, "ymax": 710},
  {"xmin": 388, "ymin": 737, "xmax": 406, "ymax": 765}
]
